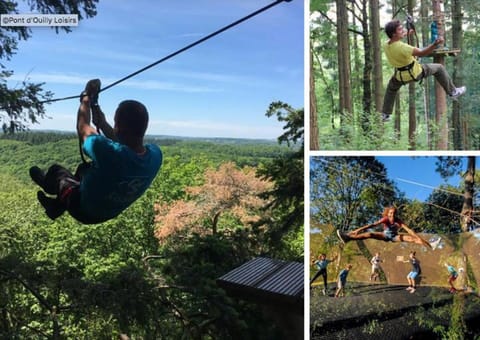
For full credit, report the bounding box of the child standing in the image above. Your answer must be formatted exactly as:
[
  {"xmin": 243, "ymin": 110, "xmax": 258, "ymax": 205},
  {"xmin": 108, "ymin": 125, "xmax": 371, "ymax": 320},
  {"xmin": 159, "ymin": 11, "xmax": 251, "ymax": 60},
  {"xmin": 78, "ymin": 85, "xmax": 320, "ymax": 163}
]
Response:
[
  {"xmin": 445, "ymin": 263, "xmax": 458, "ymax": 293},
  {"xmin": 310, "ymin": 253, "xmax": 338, "ymax": 295},
  {"xmin": 405, "ymin": 251, "xmax": 421, "ymax": 293},
  {"xmin": 370, "ymin": 252, "xmax": 382, "ymax": 281},
  {"xmin": 335, "ymin": 264, "xmax": 353, "ymax": 297}
]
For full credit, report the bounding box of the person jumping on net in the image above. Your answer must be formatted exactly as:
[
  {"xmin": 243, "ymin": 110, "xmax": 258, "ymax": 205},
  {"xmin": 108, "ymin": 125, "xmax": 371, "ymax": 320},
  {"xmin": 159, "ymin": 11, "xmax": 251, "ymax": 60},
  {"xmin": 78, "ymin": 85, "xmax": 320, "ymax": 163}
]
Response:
[
  {"xmin": 337, "ymin": 206, "xmax": 438, "ymax": 249},
  {"xmin": 29, "ymin": 79, "xmax": 162, "ymax": 224},
  {"xmin": 381, "ymin": 19, "xmax": 466, "ymax": 122}
]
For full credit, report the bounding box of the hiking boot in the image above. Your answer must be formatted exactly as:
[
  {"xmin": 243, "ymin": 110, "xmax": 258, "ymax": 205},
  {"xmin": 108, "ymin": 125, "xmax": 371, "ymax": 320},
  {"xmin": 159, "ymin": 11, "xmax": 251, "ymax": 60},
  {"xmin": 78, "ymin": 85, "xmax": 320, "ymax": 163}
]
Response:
[
  {"xmin": 336, "ymin": 230, "xmax": 350, "ymax": 246},
  {"xmin": 450, "ymin": 86, "xmax": 466, "ymax": 101},
  {"xmin": 29, "ymin": 166, "xmax": 45, "ymax": 188},
  {"xmin": 37, "ymin": 191, "xmax": 65, "ymax": 220},
  {"xmin": 381, "ymin": 113, "xmax": 391, "ymax": 122}
]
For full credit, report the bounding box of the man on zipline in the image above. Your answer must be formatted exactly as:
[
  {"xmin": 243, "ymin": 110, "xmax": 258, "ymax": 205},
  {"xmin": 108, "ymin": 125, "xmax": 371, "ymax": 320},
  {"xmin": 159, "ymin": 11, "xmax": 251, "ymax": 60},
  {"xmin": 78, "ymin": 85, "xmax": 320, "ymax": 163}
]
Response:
[
  {"xmin": 29, "ymin": 79, "xmax": 162, "ymax": 224},
  {"xmin": 337, "ymin": 206, "xmax": 441, "ymax": 250},
  {"xmin": 381, "ymin": 19, "xmax": 466, "ymax": 122}
]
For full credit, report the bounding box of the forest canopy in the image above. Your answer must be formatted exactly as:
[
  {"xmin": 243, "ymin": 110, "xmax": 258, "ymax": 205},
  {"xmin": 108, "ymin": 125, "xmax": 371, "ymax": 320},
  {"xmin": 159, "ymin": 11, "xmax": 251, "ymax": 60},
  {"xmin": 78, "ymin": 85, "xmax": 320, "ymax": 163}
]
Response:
[{"xmin": 310, "ymin": 0, "xmax": 480, "ymax": 151}]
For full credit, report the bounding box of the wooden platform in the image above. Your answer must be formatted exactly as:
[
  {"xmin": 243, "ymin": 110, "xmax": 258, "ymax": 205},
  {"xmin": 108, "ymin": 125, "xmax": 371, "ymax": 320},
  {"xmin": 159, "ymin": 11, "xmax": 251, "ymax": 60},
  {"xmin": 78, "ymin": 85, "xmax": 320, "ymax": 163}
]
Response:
[{"xmin": 428, "ymin": 48, "xmax": 461, "ymax": 57}]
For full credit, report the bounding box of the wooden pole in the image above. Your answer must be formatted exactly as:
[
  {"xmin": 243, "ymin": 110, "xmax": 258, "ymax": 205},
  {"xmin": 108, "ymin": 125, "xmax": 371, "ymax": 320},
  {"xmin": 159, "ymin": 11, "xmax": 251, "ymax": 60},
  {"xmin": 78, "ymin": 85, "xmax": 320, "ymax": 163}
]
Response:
[{"xmin": 433, "ymin": 0, "xmax": 448, "ymax": 150}]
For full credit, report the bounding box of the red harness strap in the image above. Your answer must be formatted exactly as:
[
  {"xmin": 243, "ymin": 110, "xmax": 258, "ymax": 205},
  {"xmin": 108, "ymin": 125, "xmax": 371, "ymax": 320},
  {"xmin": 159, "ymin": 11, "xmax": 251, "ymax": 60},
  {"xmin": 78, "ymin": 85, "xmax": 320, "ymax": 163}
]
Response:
[{"xmin": 59, "ymin": 186, "xmax": 75, "ymax": 204}]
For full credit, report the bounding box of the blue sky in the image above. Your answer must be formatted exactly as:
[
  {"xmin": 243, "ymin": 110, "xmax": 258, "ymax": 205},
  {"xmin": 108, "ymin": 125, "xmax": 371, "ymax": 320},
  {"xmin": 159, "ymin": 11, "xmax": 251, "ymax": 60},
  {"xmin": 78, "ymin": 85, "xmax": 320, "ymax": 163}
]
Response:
[
  {"xmin": 377, "ymin": 156, "xmax": 467, "ymax": 202},
  {"xmin": 5, "ymin": 0, "xmax": 303, "ymax": 139}
]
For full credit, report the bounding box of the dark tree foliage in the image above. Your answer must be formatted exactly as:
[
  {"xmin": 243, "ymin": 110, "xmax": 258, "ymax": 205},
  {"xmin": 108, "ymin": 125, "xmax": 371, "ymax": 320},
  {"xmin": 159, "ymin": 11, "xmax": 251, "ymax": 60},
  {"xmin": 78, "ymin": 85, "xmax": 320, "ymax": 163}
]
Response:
[
  {"xmin": 0, "ymin": 0, "xmax": 98, "ymax": 133},
  {"xmin": 423, "ymin": 185, "xmax": 464, "ymax": 234},
  {"xmin": 310, "ymin": 156, "xmax": 400, "ymax": 232},
  {"xmin": 256, "ymin": 102, "xmax": 304, "ymax": 258}
]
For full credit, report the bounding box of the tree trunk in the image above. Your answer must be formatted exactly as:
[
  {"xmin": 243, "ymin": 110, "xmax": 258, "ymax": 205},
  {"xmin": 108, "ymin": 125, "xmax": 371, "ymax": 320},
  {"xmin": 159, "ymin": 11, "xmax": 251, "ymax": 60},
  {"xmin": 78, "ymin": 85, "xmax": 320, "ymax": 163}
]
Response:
[
  {"xmin": 361, "ymin": 0, "xmax": 372, "ymax": 131},
  {"xmin": 461, "ymin": 156, "xmax": 475, "ymax": 232},
  {"xmin": 310, "ymin": 47, "xmax": 320, "ymax": 150},
  {"xmin": 369, "ymin": 0, "xmax": 383, "ymax": 113},
  {"xmin": 451, "ymin": 0, "xmax": 464, "ymax": 150},
  {"xmin": 336, "ymin": 0, "xmax": 353, "ymax": 124},
  {"xmin": 408, "ymin": 0, "xmax": 416, "ymax": 150},
  {"xmin": 421, "ymin": 0, "xmax": 432, "ymax": 149},
  {"xmin": 433, "ymin": 0, "xmax": 448, "ymax": 150}
]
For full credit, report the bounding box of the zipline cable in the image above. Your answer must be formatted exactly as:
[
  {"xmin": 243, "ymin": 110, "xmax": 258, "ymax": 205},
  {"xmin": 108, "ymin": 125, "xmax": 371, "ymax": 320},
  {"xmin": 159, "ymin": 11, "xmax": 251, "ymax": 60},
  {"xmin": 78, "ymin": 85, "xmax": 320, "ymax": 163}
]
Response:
[{"xmin": 41, "ymin": 0, "xmax": 292, "ymax": 104}]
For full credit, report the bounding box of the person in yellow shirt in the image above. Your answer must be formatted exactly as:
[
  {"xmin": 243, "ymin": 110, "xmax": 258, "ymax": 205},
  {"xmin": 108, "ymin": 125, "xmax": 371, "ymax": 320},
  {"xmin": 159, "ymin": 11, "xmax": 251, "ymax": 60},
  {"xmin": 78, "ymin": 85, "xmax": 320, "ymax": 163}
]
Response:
[{"xmin": 381, "ymin": 19, "xmax": 466, "ymax": 122}]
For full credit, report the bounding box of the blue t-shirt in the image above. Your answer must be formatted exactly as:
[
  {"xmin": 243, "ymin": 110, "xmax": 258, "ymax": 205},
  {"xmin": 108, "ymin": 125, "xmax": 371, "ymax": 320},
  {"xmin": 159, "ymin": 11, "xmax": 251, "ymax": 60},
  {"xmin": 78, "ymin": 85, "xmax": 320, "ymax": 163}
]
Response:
[
  {"xmin": 339, "ymin": 269, "xmax": 349, "ymax": 283},
  {"xmin": 447, "ymin": 265, "xmax": 458, "ymax": 277},
  {"xmin": 80, "ymin": 135, "xmax": 162, "ymax": 221},
  {"xmin": 314, "ymin": 259, "xmax": 332, "ymax": 271},
  {"xmin": 410, "ymin": 258, "xmax": 420, "ymax": 274}
]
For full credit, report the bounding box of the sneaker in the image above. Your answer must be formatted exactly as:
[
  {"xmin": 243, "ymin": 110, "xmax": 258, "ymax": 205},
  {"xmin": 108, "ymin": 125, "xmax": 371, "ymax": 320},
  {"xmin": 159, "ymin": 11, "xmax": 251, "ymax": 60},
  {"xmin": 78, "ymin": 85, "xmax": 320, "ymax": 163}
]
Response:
[
  {"xmin": 29, "ymin": 166, "xmax": 45, "ymax": 188},
  {"xmin": 410, "ymin": 288, "xmax": 416, "ymax": 293},
  {"xmin": 450, "ymin": 86, "xmax": 466, "ymax": 101},
  {"xmin": 430, "ymin": 237, "xmax": 442, "ymax": 250},
  {"xmin": 322, "ymin": 289, "xmax": 326, "ymax": 296},
  {"xmin": 406, "ymin": 286, "xmax": 413, "ymax": 291},
  {"xmin": 37, "ymin": 191, "xmax": 65, "ymax": 220},
  {"xmin": 381, "ymin": 113, "xmax": 391, "ymax": 122}
]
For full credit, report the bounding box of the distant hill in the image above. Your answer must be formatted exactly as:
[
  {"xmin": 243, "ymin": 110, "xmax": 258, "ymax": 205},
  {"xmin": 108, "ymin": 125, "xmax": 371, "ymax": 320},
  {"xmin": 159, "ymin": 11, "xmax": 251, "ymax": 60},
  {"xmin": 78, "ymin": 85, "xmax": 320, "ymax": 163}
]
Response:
[
  {"xmin": 0, "ymin": 131, "xmax": 295, "ymax": 183},
  {"xmin": 0, "ymin": 130, "xmax": 279, "ymax": 146}
]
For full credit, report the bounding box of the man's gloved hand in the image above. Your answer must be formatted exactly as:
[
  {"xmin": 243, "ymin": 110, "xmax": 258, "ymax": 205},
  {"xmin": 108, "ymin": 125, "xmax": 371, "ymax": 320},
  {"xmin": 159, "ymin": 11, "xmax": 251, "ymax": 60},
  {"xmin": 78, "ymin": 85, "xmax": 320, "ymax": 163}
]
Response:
[{"xmin": 80, "ymin": 79, "xmax": 101, "ymax": 106}]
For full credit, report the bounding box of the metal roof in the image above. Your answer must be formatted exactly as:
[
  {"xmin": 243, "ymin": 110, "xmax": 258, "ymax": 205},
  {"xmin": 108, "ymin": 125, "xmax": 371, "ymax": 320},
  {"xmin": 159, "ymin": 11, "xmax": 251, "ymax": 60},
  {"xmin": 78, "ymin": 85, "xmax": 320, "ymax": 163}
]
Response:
[{"xmin": 217, "ymin": 257, "xmax": 304, "ymax": 313}]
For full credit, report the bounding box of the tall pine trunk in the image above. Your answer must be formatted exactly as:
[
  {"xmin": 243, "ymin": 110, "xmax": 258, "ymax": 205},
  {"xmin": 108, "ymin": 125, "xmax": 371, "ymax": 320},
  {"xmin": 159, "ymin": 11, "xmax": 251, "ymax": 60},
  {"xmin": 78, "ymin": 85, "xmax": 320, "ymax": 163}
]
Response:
[
  {"xmin": 433, "ymin": 0, "xmax": 448, "ymax": 150},
  {"xmin": 369, "ymin": 0, "xmax": 383, "ymax": 114},
  {"xmin": 451, "ymin": 0, "xmax": 464, "ymax": 149},
  {"xmin": 361, "ymin": 0, "xmax": 372, "ymax": 131},
  {"xmin": 310, "ymin": 46, "xmax": 319, "ymax": 150},
  {"xmin": 336, "ymin": 0, "xmax": 353, "ymax": 128},
  {"xmin": 408, "ymin": 0, "xmax": 416, "ymax": 150}
]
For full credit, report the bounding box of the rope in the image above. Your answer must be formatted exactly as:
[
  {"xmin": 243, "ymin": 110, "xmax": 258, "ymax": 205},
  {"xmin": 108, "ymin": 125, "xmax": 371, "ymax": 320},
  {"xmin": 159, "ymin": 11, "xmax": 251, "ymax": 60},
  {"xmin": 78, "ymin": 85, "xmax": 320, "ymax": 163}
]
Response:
[{"xmin": 40, "ymin": 0, "xmax": 292, "ymax": 104}]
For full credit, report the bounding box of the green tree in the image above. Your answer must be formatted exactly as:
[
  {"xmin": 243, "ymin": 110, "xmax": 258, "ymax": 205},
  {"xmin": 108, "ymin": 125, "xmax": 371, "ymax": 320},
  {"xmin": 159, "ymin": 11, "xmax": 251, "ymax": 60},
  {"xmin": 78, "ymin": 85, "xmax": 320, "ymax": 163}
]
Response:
[
  {"xmin": 436, "ymin": 156, "xmax": 476, "ymax": 232},
  {"xmin": 0, "ymin": 0, "xmax": 98, "ymax": 133},
  {"xmin": 310, "ymin": 156, "xmax": 399, "ymax": 232},
  {"xmin": 256, "ymin": 101, "xmax": 304, "ymax": 258},
  {"xmin": 423, "ymin": 184, "xmax": 464, "ymax": 234}
]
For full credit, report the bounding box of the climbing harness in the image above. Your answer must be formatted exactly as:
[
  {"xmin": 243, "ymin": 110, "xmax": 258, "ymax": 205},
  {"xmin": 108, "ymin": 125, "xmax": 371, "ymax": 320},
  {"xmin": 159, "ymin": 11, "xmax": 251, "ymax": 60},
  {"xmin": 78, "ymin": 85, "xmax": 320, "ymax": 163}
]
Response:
[
  {"xmin": 395, "ymin": 13, "xmax": 422, "ymax": 85},
  {"xmin": 394, "ymin": 61, "xmax": 423, "ymax": 85}
]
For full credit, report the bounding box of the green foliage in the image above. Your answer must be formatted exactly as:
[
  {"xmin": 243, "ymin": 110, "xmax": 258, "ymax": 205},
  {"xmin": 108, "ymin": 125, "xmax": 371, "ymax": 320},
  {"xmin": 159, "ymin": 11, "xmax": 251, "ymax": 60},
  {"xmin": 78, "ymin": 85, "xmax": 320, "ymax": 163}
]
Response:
[
  {"xmin": 310, "ymin": 156, "xmax": 399, "ymax": 232},
  {"xmin": 257, "ymin": 102, "xmax": 304, "ymax": 258},
  {"xmin": 311, "ymin": 1, "xmax": 480, "ymax": 150},
  {"xmin": 0, "ymin": 128, "xmax": 299, "ymax": 338},
  {"xmin": 423, "ymin": 185, "xmax": 464, "ymax": 234}
]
